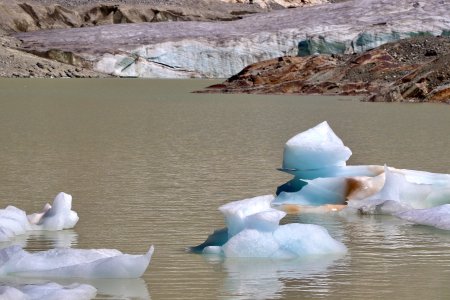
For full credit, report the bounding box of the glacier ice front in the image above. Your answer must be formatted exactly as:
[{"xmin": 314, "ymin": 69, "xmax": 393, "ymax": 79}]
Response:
[
  {"xmin": 0, "ymin": 245, "xmax": 154, "ymax": 278},
  {"xmin": 0, "ymin": 192, "xmax": 79, "ymax": 242},
  {"xmin": 196, "ymin": 195, "xmax": 347, "ymax": 258}
]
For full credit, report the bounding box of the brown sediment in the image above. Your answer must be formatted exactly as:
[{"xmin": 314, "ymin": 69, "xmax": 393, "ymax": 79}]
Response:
[
  {"xmin": 278, "ymin": 204, "xmax": 347, "ymax": 214},
  {"xmin": 201, "ymin": 36, "xmax": 450, "ymax": 103}
]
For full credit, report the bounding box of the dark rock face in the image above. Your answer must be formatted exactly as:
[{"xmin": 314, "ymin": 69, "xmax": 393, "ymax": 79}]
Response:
[{"xmin": 200, "ymin": 36, "xmax": 450, "ymax": 103}]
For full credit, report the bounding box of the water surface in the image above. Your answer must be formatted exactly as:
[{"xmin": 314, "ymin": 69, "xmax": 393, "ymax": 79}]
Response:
[{"xmin": 0, "ymin": 79, "xmax": 449, "ymax": 299}]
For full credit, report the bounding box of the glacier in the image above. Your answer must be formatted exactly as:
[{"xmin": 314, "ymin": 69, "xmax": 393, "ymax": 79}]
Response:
[
  {"xmin": 0, "ymin": 192, "xmax": 78, "ymax": 242},
  {"xmin": 0, "ymin": 244, "xmax": 154, "ymax": 279},
  {"xmin": 197, "ymin": 195, "xmax": 347, "ymax": 258}
]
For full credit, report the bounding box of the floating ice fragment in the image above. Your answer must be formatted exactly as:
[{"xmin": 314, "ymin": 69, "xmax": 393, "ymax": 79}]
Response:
[
  {"xmin": 30, "ymin": 192, "xmax": 79, "ymax": 231},
  {"xmin": 0, "ymin": 282, "xmax": 96, "ymax": 300},
  {"xmin": 198, "ymin": 195, "xmax": 346, "ymax": 258},
  {"xmin": 0, "ymin": 245, "xmax": 154, "ymax": 278},
  {"xmin": 0, "ymin": 193, "xmax": 79, "ymax": 242},
  {"xmin": 396, "ymin": 204, "xmax": 450, "ymax": 230},
  {"xmin": 276, "ymin": 122, "xmax": 450, "ymax": 216},
  {"xmin": 282, "ymin": 121, "xmax": 352, "ymax": 170}
]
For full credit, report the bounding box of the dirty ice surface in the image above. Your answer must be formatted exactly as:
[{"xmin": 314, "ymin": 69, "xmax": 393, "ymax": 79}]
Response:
[{"xmin": 275, "ymin": 121, "xmax": 450, "ymax": 229}]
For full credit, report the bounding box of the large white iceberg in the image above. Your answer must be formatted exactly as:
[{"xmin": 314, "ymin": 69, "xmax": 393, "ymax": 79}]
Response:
[
  {"xmin": 0, "ymin": 192, "xmax": 78, "ymax": 242},
  {"xmin": 0, "ymin": 245, "xmax": 154, "ymax": 279},
  {"xmin": 0, "ymin": 282, "xmax": 96, "ymax": 300},
  {"xmin": 199, "ymin": 195, "xmax": 347, "ymax": 258}
]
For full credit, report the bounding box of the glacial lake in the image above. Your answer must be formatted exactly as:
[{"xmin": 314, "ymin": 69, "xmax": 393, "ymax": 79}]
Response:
[{"xmin": 0, "ymin": 78, "xmax": 449, "ymax": 299}]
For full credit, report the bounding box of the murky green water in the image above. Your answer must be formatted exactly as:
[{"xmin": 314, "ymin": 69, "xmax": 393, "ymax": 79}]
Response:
[{"xmin": 0, "ymin": 79, "xmax": 449, "ymax": 299}]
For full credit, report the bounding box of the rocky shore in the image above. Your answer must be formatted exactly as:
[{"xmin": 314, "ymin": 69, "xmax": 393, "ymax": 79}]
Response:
[
  {"xmin": 1, "ymin": 0, "xmax": 450, "ymax": 103},
  {"xmin": 200, "ymin": 35, "xmax": 450, "ymax": 103}
]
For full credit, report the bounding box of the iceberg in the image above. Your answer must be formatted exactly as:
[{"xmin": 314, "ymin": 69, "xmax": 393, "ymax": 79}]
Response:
[
  {"xmin": 0, "ymin": 282, "xmax": 96, "ymax": 300},
  {"xmin": 282, "ymin": 121, "xmax": 352, "ymax": 171},
  {"xmin": 273, "ymin": 122, "xmax": 450, "ymax": 216},
  {"xmin": 0, "ymin": 245, "xmax": 154, "ymax": 279},
  {"xmin": 197, "ymin": 195, "xmax": 347, "ymax": 258},
  {"xmin": 0, "ymin": 192, "xmax": 78, "ymax": 242}
]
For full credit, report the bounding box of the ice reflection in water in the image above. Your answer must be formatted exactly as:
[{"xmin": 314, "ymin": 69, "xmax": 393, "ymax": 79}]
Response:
[
  {"xmin": 0, "ymin": 229, "xmax": 78, "ymax": 250},
  {"xmin": 205, "ymin": 254, "xmax": 345, "ymax": 300}
]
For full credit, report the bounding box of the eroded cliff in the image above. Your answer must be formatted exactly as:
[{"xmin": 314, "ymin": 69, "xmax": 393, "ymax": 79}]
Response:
[{"xmin": 200, "ymin": 36, "xmax": 450, "ymax": 103}]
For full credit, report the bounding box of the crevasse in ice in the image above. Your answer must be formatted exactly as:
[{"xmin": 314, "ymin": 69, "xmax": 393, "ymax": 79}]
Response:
[
  {"xmin": 0, "ymin": 192, "xmax": 79, "ymax": 242},
  {"xmin": 198, "ymin": 195, "xmax": 347, "ymax": 258},
  {"xmin": 0, "ymin": 244, "xmax": 154, "ymax": 279}
]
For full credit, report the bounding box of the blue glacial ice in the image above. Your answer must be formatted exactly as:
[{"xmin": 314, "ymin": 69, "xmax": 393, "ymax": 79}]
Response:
[
  {"xmin": 0, "ymin": 282, "xmax": 96, "ymax": 300},
  {"xmin": 0, "ymin": 244, "xmax": 154, "ymax": 279},
  {"xmin": 273, "ymin": 121, "xmax": 450, "ymax": 231},
  {"xmin": 273, "ymin": 122, "xmax": 450, "ymax": 216},
  {"xmin": 0, "ymin": 192, "xmax": 78, "ymax": 242},
  {"xmin": 199, "ymin": 195, "xmax": 347, "ymax": 258},
  {"xmin": 196, "ymin": 121, "xmax": 450, "ymax": 255}
]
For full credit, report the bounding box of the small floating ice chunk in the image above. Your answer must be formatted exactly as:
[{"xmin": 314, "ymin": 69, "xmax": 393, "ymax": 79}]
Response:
[
  {"xmin": 396, "ymin": 204, "xmax": 450, "ymax": 230},
  {"xmin": 0, "ymin": 193, "xmax": 79, "ymax": 242},
  {"xmin": 198, "ymin": 195, "xmax": 346, "ymax": 258},
  {"xmin": 0, "ymin": 206, "xmax": 31, "ymax": 242},
  {"xmin": 282, "ymin": 121, "xmax": 352, "ymax": 170},
  {"xmin": 0, "ymin": 282, "xmax": 96, "ymax": 300},
  {"xmin": 29, "ymin": 192, "xmax": 79, "ymax": 231},
  {"xmin": 0, "ymin": 245, "xmax": 154, "ymax": 278}
]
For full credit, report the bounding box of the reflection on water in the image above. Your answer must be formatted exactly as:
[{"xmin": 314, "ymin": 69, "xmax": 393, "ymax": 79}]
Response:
[
  {"xmin": 205, "ymin": 254, "xmax": 345, "ymax": 300},
  {"xmin": 56, "ymin": 278, "xmax": 151, "ymax": 299},
  {"xmin": 0, "ymin": 229, "xmax": 78, "ymax": 250}
]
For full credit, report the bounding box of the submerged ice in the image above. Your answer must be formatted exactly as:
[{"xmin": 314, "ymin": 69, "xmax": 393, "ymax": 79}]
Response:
[{"xmin": 0, "ymin": 192, "xmax": 78, "ymax": 242}]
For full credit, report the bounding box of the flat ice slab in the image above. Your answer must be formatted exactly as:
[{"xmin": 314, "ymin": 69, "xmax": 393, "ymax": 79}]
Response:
[{"xmin": 0, "ymin": 245, "xmax": 154, "ymax": 279}]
